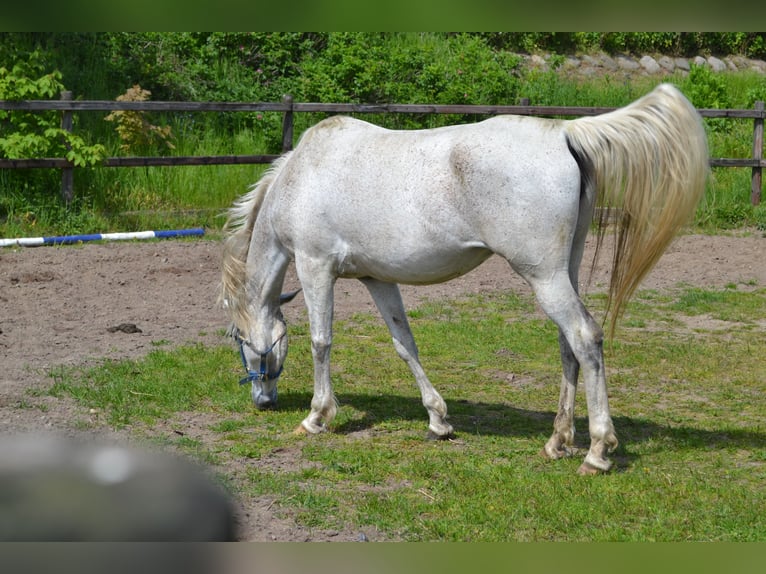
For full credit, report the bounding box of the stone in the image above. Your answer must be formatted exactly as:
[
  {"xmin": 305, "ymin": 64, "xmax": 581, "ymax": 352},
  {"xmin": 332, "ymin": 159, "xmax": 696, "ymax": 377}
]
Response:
[
  {"xmin": 600, "ymin": 54, "xmax": 618, "ymax": 70},
  {"xmin": 617, "ymin": 56, "xmax": 640, "ymax": 70},
  {"xmin": 729, "ymin": 55, "xmax": 748, "ymax": 69},
  {"xmin": 563, "ymin": 56, "xmax": 581, "ymax": 69},
  {"xmin": 707, "ymin": 56, "xmax": 727, "ymax": 72},
  {"xmin": 581, "ymin": 54, "xmax": 600, "ymax": 67},
  {"xmin": 639, "ymin": 55, "xmax": 661, "ymax": 74},
  {"xmin": 530, "ymin": 54, "xmax": 547, "ymax": 68},
  {"xmin": 658, "ymin": 56, "xmax": 676, "ymax": 72}
]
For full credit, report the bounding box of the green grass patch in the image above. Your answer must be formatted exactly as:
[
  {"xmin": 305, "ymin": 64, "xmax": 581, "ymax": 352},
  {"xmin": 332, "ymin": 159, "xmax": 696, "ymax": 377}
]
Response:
[
  {"xmin": 670, "ymin": 285, "xmax": 766, "ymax": 322},
  {"xmin": 47, "ymin": 287, "xmax": 766, "ymax": 541}
]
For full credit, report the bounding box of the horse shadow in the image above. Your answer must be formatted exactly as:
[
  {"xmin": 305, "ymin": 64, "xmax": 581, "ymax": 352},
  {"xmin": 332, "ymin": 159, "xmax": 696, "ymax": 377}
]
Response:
[{"xmin": 275, "ymin": 390, "xmax": 766, "ymax": 472}]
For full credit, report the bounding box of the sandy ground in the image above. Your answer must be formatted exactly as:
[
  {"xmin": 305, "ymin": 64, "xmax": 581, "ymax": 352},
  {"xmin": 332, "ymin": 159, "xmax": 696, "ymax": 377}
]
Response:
[{"xmin": 1, "ymin": 232, "xmax": 765, "ymax": 539}]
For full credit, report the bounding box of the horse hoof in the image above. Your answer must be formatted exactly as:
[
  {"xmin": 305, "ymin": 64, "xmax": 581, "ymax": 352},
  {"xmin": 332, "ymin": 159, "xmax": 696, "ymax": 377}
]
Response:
[
  {"xmin": 294, "ymin": 421, "xmax": 327, "ymax": 435},
  {"xmin": 540, "ymin": 447, "xmax": 554, "ymax": 460},
  {"xmin": 541, "ymin": 445, "xmax": 574, "ymax": 460},
  {"xmin": 426, "ymin": 430, "xmax": 454, "ymax": 441},
  {"xmin": 577, "ymin": 461, "xmax": 606, "ymax": 475}
]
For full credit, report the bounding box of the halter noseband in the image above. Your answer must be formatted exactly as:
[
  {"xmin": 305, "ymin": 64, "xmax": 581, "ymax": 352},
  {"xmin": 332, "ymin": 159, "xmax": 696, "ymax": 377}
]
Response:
[{"xmin": 234, "ymin": 329, "xmax": 286, "ymax": 386}]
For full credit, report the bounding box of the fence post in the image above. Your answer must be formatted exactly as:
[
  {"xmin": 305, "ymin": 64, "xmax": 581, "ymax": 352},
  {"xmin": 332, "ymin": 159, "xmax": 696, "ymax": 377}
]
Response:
[
  {"xmin": 281, "ymin": 94, "xmax": 294, "ymax": 153},
  {"xmin": 752, "ymin": 101, "xmax": 764, "ymax": 206},
  {"xmin": 60, "ymin": 90, "xmax": 74, "ymax": 204}
]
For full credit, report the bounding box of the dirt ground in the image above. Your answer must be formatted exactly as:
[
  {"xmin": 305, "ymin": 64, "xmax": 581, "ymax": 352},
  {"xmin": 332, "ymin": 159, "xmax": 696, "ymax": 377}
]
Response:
[{"xmin": 1, "ymin": 232, "xmax": 765, "ymax": 540}]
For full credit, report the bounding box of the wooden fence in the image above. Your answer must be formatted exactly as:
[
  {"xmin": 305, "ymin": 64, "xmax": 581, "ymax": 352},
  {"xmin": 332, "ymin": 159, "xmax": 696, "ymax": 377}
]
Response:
[{"xmin": 1, "ymin": 92, "xmax": 763, "ymax": 205}]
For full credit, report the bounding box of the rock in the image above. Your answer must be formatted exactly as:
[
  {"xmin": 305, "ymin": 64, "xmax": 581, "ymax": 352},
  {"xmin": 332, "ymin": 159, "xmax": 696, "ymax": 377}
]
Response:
[
  {"xmin": 107, "ymin": 323, "xmax": 142, "ymax": 334},
  {"xmin": 517, "ymin": 52, "xmax": 766, "ymax": 81},
  {"xmin": 729, "ymin": 55, "xmax": 748, "ymax": 70},
  {"xmin": 600, "ymin": 54, "xmax": 618, "ymax": 70},
  {"xmin": 617, "ymin": 56, "xmax": 640, "ymax": 71},
  {"xmin": 639, "ymin": 55, "xmax": 661, "ymax": 74},
  {"xmin": 707, "ymin": 56, "xmax": 727, "ymax": 72},
  {"xmin": 658, "ymin": 56, "xmax": 676, "ymax": 72},
  {"xmin": 529, "ymin": 54, "xmax": 547, "ymax": 68},
  {"xmin": 581, "ymin": 54, "xmax": 601, "ymax": 67},
  {"xmin": 563, "ymin": 56, "xmax": 581, "ymax": 69}
]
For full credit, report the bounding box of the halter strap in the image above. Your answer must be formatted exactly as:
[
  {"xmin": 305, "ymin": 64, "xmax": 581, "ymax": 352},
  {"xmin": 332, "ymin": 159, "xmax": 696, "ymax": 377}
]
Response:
[{"xmin": 234, "ymin": 330, "xmax": 286, "ymax": 386}]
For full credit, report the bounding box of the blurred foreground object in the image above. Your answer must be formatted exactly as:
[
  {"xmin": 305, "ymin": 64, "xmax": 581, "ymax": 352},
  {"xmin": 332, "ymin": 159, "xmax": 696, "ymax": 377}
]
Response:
[{"xmin": 0, "ymin": 434, "xmax": 236, "ymax": 541}]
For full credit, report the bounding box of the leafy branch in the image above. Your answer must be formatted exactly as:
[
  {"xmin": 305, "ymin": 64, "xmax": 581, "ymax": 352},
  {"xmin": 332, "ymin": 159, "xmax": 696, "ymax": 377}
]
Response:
[{"xmin": 0, "ymin": 50, "xmax": 106, "ymax": 166}]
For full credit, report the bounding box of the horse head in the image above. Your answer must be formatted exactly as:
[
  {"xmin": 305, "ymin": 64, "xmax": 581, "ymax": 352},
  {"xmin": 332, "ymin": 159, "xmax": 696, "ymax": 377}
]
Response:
[{"xmin": 233, "ymin": 289, "xmax": 301, "ymax": 409}]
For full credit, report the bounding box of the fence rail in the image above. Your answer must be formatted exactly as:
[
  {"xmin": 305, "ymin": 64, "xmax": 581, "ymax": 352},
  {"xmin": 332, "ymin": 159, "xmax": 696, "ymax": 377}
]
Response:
[{"xmin": 1, "ymin": 93, "xmax": 763, "ymax": 205}]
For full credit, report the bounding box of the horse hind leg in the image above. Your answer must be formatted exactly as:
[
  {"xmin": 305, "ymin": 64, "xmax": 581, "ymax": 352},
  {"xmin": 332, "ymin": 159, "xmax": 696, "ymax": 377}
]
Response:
[
  {"xmin": 360, "ymin": 278, "xmax": 454, "ymax": 439},
  {"xmin": 530, "ymin": 272, "xmax": 619, "ymax": 473},
  {"xmin": 543, "ymin": 215, "xmax": 587, "ymax": 461},
  {"xmin": 542, "ymin": 330, "xmax": 579, "ymax": 460}
]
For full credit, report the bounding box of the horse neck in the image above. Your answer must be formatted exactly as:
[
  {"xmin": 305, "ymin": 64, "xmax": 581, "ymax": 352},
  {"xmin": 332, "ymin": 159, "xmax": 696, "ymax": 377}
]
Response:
[{"xmin": 243, "ymin": 234, "xmax": 291, "ymax": 345}]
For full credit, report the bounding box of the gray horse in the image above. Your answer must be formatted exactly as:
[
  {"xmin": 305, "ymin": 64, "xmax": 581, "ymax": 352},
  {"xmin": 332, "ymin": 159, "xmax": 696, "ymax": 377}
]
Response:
[{"xmin": 220, "ymin": 83, "xmax": 708, "ymax": 474}]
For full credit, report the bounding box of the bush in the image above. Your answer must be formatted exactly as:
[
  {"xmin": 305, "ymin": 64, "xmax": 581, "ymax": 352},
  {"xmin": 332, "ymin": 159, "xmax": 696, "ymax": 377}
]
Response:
[
  {"xmin": 104, "ymin": 85, "xmax": 175, "ymax": 154},
  {"xmin": 295, "ymin": 33, "xmax": 522, "ymax": 129},
  {"xmin": 0, "ymin": 50, "xmax": 106, "ymax": 166}
]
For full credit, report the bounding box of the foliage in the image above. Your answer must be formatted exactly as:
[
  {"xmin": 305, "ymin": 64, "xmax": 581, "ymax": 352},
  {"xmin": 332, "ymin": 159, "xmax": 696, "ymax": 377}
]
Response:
[
  {"xmin": 295, "ymin": 33, "xmax": 523, "ymax": 128},
  {"xmin": 681, "ymin": 65, "xmax": 732, "ymax": 109},
  {"xmin": 104, "ymin": 85, "xmax": 175, "ymax": 154},
  {"xmin": 678, "ymin": 64, "xmax": 732, "ymax": 134},
  {"xmin": 0, "ymin": 50, "xmax": 106, "ymax": 166}
]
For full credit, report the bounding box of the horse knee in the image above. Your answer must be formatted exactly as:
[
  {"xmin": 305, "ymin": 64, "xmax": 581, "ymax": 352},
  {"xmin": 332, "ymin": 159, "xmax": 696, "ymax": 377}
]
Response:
[
  {"xmin": 567, "ymin": 317, "xmax": 604, "ymax": 373},
  {"xmin": 310, "ymin": 336, "xmax": 332, "ymax": 364}
]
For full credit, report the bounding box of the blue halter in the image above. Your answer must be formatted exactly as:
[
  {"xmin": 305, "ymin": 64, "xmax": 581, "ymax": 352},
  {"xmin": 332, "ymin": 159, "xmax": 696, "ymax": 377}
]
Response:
[{"xmin": 235, "ymin": 330, "xmax": 286, "ymax": 386}]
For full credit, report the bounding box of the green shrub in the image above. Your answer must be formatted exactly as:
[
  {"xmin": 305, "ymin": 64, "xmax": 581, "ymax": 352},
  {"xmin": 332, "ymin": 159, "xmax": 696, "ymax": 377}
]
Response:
[{"xmin": 0, "ymin": 50, "xmax": 106, "ymax": 166}]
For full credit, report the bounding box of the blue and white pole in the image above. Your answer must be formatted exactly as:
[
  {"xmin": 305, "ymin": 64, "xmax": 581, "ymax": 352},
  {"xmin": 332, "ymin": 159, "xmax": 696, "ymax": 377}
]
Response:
[{"xmin": 0, "ymin": 227, "xmax": 205, "ymax": 248}]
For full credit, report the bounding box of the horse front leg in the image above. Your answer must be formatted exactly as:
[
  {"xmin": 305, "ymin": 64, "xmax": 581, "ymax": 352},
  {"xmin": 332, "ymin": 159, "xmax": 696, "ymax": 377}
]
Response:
[
  {"xmin": 361, "ymin": 279, "xmax": 453, "ymax": 439},
  {"xmin": 542, "ymin": 330, "xmax": 579, "ymax": 460},
  {"xmin": 294, "ymin": 258, "xmax": 338, "ymax": 435}
]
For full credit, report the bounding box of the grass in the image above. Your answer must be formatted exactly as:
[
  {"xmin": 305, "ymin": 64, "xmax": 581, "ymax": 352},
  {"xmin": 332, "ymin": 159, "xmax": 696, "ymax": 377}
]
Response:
[{"xmin": 47, "ymin": 285, "xmax": 766, "ymax": 541}]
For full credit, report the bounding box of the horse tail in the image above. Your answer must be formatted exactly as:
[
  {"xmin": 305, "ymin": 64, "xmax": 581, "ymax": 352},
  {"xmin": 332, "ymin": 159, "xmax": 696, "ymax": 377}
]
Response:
[
  {"xmin": 564, "ymin": 83, "xmax": 709, "ymax": 334},
  {"xmin": 219, "ymin": 152, "xmax": 293, "ymax": 331}
]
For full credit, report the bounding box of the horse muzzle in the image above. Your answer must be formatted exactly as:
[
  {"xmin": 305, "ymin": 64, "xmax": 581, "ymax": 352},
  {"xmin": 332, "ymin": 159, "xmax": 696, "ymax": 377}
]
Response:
[{"xmin": 250, "ymin": 379, "xmax": 278, "ymax": 410}]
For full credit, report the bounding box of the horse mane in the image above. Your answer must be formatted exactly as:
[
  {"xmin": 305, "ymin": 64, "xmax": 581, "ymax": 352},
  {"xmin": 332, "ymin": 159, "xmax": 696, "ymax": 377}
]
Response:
[
  {"xmin": 565, "ymin": 83, "xmax": 709, "ymax": 335},
  {"xmin": 219, "ymin": 152, "xmax": 293, "ymax": 333}
]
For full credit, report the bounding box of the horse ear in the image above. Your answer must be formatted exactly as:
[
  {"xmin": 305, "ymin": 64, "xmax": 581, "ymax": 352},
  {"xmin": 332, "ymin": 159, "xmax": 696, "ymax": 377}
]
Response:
[{"xmin": 280, "ymin": 289, "xmax": 302, "ymax": 305}]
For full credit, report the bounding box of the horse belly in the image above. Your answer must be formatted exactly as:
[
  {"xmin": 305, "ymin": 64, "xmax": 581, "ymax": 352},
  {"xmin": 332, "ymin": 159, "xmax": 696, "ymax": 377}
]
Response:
[{"xmin": 339, "ymin": 242, "xmax": 493, "ymax": 285}]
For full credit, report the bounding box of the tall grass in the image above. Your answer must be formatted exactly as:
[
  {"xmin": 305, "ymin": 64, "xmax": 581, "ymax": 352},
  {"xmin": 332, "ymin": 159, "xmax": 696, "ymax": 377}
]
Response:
[{"xmin": 84, "ymin": 122, "xmax": 272, "ymax": 232}]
